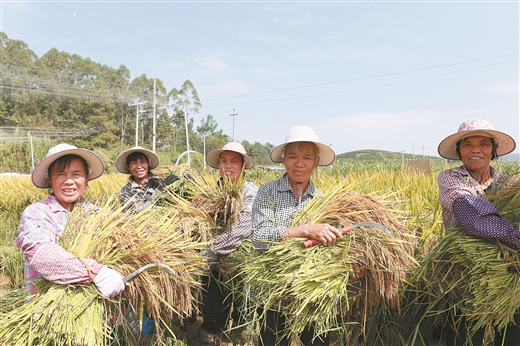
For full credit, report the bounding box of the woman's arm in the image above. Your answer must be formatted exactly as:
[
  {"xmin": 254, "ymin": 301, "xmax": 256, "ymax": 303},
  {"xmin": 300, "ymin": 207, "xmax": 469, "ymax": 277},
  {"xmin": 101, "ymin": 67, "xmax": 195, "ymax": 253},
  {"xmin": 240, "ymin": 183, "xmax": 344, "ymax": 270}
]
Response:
[{"xmin": 453, "ymin": 194, "xmax": 520, "ymax": 251}]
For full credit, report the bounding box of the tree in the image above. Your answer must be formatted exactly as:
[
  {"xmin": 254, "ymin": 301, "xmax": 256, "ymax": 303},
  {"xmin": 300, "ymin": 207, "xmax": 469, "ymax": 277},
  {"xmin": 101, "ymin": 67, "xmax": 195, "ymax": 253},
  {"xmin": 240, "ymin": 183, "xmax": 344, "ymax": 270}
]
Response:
[{"xmin": 167, "ymin": 80, "xmax": 202, "ymax": 153}]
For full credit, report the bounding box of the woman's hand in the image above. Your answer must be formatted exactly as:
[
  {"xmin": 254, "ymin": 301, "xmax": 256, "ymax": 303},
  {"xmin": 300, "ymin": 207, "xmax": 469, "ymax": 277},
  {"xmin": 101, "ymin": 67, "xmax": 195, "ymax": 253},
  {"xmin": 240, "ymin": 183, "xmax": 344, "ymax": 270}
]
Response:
[
  {"xmin": 348, "ymin": 262, "xmax": 365, "ymax": 283},
  {"xmin": 305, "ymin": 223, "xmax": 343, "ymax": 246}
]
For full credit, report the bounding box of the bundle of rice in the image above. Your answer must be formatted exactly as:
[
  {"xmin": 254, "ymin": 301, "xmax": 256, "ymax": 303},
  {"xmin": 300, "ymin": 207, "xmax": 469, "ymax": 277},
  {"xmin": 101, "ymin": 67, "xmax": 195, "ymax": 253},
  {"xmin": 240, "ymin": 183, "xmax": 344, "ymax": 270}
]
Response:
[
  {"xmin": 166, "ymin": 171, "xmax": 244, "ymax": 241},
  {"xmin": 0, "ymin": 204, "xmax": 206, "ymax": 346},
  {"xmin": 223, "ymin": 181, "xmax": 416, "ymax": 341},
  {"xmin": 410, "ymin": 180, "xmax": 520, "ymax": 342}
]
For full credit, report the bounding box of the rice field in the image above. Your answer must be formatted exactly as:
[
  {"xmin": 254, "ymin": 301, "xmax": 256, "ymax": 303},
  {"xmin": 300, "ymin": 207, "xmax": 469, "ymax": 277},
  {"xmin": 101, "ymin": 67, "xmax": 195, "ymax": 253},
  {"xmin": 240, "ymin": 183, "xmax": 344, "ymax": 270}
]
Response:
[{"xmin": 0, "ymin": 160, "xmax": 519, "ymax": 345}]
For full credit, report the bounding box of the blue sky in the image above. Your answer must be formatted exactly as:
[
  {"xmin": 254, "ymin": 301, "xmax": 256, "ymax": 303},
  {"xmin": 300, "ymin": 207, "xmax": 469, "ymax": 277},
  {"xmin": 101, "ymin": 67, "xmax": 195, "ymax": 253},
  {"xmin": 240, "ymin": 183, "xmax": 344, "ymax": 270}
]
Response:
[{"xmin": 1, "ymin": 0, "xmax": 519, "ymax": 157}]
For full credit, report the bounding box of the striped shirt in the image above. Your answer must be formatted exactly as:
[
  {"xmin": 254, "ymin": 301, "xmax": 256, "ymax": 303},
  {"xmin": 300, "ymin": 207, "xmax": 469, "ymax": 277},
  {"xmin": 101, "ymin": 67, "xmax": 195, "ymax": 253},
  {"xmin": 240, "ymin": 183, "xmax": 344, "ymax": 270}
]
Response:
[{"xmin": 211, "ymin": 181, "xmax": 258, "ymax": 256}]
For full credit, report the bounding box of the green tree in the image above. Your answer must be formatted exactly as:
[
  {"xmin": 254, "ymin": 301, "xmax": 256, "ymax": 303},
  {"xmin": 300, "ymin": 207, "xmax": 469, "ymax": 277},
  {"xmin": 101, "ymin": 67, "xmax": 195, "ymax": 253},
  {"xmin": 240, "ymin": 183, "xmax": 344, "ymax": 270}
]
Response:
[{"xmin": 167, "ymin": 80, "xmax": 201, "ymax": 153}]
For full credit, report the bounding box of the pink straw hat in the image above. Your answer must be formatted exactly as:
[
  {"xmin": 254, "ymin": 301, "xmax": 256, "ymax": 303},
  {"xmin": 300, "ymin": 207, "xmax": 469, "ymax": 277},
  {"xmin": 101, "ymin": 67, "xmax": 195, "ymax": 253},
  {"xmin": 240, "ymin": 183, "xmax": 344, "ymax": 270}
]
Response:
[
  {"xmin": 438, "ymin": 119, "xmax": 516, "ymax": 160},
  {"xmin": 206, "ymin": 142, "xmax": 254, "ymax": 169},
  {"xmin": 270, "ymin": 126, "xmax": 335, "ymax": 166},
  {"xmin": 115, "ymin": 146, "xmax": 160, "ymax": 174},
  {"xmin": 32, "ymin": 143, "xmax": 104, "ymax": 188}
]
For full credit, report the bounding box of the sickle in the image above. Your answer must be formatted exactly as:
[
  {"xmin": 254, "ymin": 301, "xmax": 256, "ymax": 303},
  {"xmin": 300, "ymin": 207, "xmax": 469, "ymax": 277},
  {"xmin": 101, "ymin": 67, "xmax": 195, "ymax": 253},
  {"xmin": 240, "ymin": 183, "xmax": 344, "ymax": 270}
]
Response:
[{"xmin": 123, "ymin": 263, "xmax": 176, "ymax": 283}]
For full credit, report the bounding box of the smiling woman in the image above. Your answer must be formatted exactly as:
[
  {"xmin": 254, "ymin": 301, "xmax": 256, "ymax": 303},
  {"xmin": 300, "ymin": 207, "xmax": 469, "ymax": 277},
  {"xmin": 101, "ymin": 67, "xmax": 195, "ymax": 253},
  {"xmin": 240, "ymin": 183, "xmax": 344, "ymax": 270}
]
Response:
[
  {"xmin": 437, "ymin": 119, "xmax": 520, "ymax": 345},
  {"xmin": 115, "ymin": 146, "xmax": 176, "ymax": 214},
  {"xmin": 251, "ymin": 126, "xmax": 364, "ymax": 346},
  {"xmin": 15, "ymin": 143, "xmax": 125, "ymax": 298}
]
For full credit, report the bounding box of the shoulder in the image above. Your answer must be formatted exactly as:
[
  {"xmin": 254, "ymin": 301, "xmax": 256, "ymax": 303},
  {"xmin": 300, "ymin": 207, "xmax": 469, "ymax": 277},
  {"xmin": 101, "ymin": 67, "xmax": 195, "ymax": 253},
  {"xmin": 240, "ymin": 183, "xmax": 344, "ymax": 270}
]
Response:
[
  {"xmin": 21, "ymin": 195, "xmax": 62, "ymax": 219},
  {"xmin": 438, "ymin": 166, "xmax": 467, "ymax": 182}
]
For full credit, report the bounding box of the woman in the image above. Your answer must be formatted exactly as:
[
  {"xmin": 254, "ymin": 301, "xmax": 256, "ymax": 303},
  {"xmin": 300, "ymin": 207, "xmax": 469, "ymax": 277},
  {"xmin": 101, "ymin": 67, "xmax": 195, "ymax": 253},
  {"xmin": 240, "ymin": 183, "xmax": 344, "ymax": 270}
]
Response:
[
  {"xmin": 438, "ymin": 119, "xmax": 519, "ymax": 249},
  {"xmin": 198, "ymin": 142, "xmax": 258, "ymax": 345},
  {"xmin": 437, "ymin": 119, "xmax": 519, "ymax": 345},
  {"xmin": 16, "ymin": 143, "xmax": 125, "ymax": 298},
  {"xmin": 116, "ymin": 146, "xmax": 176, "ymax": 214},
  {"xmin": 251, "ymin": 126, "xmax": 362, "ymax": 346}
]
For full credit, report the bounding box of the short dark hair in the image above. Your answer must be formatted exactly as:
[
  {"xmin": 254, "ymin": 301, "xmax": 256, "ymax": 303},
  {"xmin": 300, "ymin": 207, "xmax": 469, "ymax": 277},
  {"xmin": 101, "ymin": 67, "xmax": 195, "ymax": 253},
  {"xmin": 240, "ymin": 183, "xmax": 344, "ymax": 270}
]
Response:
[
  {"xmin": 126, "ymin": 152, "xmax": 150, "ymax": 167},
  {"xmin": 48, "ymin": 154, "xmax": 89, "ymax": 177},
  {"xmin": 455, "ymin": 137, "xmax": 498, "ymax": 160}
]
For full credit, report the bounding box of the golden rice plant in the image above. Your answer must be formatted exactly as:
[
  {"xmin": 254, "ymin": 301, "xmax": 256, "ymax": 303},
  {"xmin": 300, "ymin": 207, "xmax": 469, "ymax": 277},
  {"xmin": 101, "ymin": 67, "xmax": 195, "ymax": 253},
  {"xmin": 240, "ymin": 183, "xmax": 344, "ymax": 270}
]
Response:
[
  {"xmin": 409, "ymin": 228, "xmax": 520, "ymax": 343},
  {"xmin": 486, "ymin": 179, "xmax": 520, "ymax": 227},
  {"xmin": 223, "ymin": 177, "xmax": 417, "ymax": 342},
  {"xmin": 410, "ymin": 176, "xmax": 520, "ymax": 344},
  {"xmin": 165, "ymin": 170, "xmax": 245, "ymax": 241},
  {"xmin": 0, "ymin": 201, "xmax": 206, "ymax": 346}
]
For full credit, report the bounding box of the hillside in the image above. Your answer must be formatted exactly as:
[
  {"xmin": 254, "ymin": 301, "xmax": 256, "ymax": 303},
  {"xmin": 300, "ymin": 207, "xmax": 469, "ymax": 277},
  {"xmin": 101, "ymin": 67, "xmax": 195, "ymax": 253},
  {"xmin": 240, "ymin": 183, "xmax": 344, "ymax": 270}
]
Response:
[{"xmin": 337, "ymin": 149, "xmax": 442, "ymax": 164}]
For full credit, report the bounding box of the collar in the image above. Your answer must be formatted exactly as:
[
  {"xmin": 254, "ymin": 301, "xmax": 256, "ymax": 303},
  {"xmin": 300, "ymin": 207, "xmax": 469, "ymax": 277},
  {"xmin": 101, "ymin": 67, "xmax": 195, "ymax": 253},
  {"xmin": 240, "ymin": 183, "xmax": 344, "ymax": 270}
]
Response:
[{"xmin": 277, "ymin": 173, "xmax": 317, "ymax": 197}]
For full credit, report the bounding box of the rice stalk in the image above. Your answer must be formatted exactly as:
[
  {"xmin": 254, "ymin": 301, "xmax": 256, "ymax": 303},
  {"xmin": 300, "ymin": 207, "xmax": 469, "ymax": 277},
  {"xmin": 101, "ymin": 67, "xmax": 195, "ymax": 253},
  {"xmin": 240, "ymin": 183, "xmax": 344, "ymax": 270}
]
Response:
[
  {"xmin": 165, "ymin": 170, "xmax": 245, "ymax": 241},
  {"xmin": 223, "ymin": 180, "xmax": 416, "ymax": 341},
  {"xmin": 0, "ymin": 201, "xmax": 206, "ymax": 345}
]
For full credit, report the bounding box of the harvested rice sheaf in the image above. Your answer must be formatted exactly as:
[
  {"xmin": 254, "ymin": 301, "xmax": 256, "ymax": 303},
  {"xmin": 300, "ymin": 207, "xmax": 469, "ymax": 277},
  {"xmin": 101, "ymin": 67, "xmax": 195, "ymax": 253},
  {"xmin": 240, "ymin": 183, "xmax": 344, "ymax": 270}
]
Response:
[
  {"xmin": 167, "ymin": 171, "xmax": 245, "ymax": 241},
  {"xmin": 412, "ymin": 179, "xmax": 520, "ymax": 340},
  {"xmin": 0, "ymin": 205, "xmax": 206, "ymax": 346},
  {"xmin": 223, "ymin": 187, "xmax": 416, "ymax": 341}
]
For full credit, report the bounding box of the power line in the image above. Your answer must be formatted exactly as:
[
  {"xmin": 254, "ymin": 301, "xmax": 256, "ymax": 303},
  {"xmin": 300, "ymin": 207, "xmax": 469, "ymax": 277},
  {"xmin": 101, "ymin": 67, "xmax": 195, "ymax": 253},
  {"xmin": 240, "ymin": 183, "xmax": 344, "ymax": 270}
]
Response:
[
  {"xmin": 202, "ymin": 54, "xmax": 519, "ymax": 102},
  {"xmin": 203, "ymin": 57, "xmax": 519, "ymax": 107}
]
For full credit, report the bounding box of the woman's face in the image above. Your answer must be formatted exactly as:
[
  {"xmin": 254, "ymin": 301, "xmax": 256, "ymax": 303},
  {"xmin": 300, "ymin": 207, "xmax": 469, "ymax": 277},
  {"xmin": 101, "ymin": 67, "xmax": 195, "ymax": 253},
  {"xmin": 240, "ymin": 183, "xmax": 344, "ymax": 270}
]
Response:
[
  {"xmin": 218, "ymin": 151, "xmax": 244, "ymax": 184},
  {"xmin": 49, "ymin": 158, "xmax": 87, "ymax": 209},
  {"xmin": 283, "ymin": 142, "xmax": 318, "ymax": 184},
  {"xmin": 128, "ymin": 158, "xmax": 149, "ymax": 182},
  {"xmin": 459, "ymin": 136, "xmax": 493, "ymax": 173}
]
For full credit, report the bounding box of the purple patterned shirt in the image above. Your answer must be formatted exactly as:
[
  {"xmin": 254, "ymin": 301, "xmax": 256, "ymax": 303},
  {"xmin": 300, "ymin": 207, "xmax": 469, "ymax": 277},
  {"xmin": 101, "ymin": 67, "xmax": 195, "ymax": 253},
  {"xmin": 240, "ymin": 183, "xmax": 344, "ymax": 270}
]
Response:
[{"xmin": 438, "ymin": 165, "xmax": 520, "ymax": 250}]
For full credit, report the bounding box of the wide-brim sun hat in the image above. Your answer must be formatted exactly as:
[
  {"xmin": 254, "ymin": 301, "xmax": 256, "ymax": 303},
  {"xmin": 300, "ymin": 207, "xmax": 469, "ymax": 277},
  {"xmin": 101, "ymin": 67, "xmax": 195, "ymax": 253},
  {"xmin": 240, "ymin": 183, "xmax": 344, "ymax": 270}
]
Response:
[
  {"xmin": 206, "ymin": 142, "xmax": 254, "ymax": 169},
  {"xmin": 115, "ymin": 146, "xmax": 160, "ymax": 174},
  {"xmin": 270, "ymin": 125, "xmax": 335, "ymax": 166},
  {"xmin": 32, "ymin": 143, "xmax": 105, "ymax": 188},
  {"xmin": 438, "ymin": 119, "xmax": 516, "ymax": 160}
]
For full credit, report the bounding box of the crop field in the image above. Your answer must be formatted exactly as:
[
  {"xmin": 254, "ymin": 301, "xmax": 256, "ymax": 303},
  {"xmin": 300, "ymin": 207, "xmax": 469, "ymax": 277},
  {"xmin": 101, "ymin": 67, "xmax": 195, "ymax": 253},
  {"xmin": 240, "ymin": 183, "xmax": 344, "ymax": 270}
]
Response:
[{"xmin": 0, "ymin": 160, "xmax": 519, "ymax": 346}]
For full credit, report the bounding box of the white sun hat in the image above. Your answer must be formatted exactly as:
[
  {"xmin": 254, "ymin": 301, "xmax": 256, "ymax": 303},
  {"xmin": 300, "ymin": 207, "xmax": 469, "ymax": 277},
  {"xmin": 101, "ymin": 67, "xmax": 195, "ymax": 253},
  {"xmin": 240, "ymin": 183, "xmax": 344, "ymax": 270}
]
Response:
[
  {"xmin": 438, "ymin": 119, "xmax": 516, "ymax": 160},
  {"xmin": 32, "ymin": 143, "xmax": 104, "ymax": 188},
  {"xmin": 206, "ymin": 142, "xmax": 254, "ymax": 169},
  {"xmin": 115, "ymin": 146, "xmax": 160, "ymax": 174},
  {"xmin": 270, "ymin": 126, "xmax": 335, "ymax": 166}
]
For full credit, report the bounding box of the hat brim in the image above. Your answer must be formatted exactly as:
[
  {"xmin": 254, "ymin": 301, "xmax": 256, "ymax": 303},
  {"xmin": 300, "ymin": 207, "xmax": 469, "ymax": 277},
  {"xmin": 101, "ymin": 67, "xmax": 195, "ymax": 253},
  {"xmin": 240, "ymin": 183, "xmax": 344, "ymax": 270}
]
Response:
[
  {"xmin": 438, "ymin": 129, "xmax": 516, "ymax": 160},
  {"xmin": 115, "ymin": 147, "xmax": 160, "ymax": 174},
  {"xmin": 270, "ymin": 141, "xmax": 336, "ymax": 166},
  {"xmin": 32, "ymin": 148, "xmax": 104, "ymax": 188},
  {"xmin": 206, "ymin": 149, "xmax": 254, "ymax": 170}
]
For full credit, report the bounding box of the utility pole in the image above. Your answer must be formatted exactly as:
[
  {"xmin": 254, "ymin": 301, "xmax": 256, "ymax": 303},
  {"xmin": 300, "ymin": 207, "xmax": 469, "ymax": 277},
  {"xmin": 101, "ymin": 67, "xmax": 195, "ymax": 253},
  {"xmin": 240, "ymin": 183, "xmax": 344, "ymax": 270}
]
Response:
[
  {"xmin": 230, "ymin": 109, "xmax": 238, "ymax": 141},
  {"xmin": 200, "ymin": 133, "xmax": 210, "ymax": 169},
  {"xmin": 152, "ymin": 78, "xmax": 157, "ymax": 152},
  {"xmin": 184, "ymin": 105, "xmax": 191, "ymax": 167},
  {"xmin": 422, "ymin": 145, "xmax": 425, "ymax": 158},
  {"xmin": 129, "ymin": 100, "xmax": 146, "ymax": 147}
]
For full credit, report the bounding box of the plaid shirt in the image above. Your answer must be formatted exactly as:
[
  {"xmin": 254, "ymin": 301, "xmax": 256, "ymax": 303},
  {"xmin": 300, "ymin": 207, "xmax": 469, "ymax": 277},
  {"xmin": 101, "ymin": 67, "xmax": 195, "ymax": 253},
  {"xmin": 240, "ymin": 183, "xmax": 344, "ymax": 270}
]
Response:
[
  {"xmin": 438, "ymin": 165, "xmax": 520, "ymax": 250},
  {"xmin": 251, "ymin": 173, "xmax": 319, "ymax": 250},
  {"xmin": 15, "ymin": 195, "xmax": 102, "ymax": 294}
]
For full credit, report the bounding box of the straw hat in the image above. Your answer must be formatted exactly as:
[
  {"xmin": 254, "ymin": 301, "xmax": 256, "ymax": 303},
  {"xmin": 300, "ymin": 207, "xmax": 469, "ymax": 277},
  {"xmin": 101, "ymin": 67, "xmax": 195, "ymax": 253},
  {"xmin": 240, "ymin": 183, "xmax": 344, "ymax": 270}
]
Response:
[
  {"xmin": 206, "ymin": 142, "xmax": 254, "ymax": 169},
  {"xmin": 270, "ymin": 126, "xmax": 335, "ymax": 166},
  {"xmin": 438, "ymin": 119, "xmax": 516, "ymax": 160},
  {"xmin": 115, "ymin": 146, "xmax": 160, "ymax": 174},
  {"xmin": 32, "ymin": 143, "xmax": 104, "ymax": 188}
]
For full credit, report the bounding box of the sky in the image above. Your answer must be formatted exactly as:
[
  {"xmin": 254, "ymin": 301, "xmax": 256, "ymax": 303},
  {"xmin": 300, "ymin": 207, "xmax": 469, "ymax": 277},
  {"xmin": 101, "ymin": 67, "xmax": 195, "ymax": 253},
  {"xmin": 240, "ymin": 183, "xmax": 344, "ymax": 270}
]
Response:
[{"xmin": 1, "ymin": 0, "xmax": 519, "ymax": 158}]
